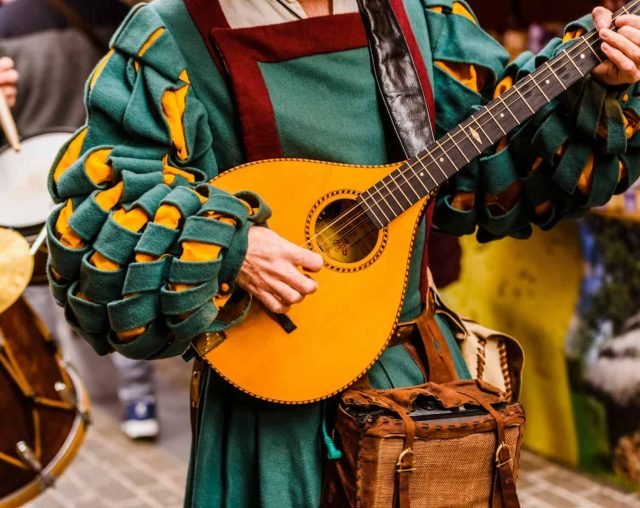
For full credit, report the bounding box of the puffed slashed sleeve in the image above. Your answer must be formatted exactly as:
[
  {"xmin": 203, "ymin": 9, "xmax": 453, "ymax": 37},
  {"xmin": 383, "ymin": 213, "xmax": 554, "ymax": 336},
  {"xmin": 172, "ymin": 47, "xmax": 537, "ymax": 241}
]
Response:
[
  {"xmin": 47, "ymin": 5, "xmax": 269, "ymax": 360},
  {"xmin": 424, "ymin": 1, "xmax": 640, "ymax": 242}
]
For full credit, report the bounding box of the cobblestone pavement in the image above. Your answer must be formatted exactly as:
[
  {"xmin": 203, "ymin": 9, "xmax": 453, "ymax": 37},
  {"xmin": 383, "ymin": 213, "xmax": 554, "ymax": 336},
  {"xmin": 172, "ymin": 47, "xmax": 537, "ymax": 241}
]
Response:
[{"xmin": 23, "ymin": 357, "xmax": 640, "ymax": 508}]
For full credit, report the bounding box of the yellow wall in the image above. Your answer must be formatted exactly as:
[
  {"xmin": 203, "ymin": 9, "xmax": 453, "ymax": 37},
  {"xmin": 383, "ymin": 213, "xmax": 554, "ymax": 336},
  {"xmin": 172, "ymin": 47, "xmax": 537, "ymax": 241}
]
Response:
[{"xmin": 442, "ymin": 222, "xmax": 583, "ymax": 465}]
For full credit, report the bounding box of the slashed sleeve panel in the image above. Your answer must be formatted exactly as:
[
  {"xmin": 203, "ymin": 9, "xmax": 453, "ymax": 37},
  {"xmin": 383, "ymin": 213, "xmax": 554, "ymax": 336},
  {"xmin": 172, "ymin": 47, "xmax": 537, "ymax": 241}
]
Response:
[
  {"xmin": 423, "ymin": 1, "xmax": 640, "ymax": 242},
  {"xmin": 47, "ymin": 5, "xmax": 269, "ymax": 360}
]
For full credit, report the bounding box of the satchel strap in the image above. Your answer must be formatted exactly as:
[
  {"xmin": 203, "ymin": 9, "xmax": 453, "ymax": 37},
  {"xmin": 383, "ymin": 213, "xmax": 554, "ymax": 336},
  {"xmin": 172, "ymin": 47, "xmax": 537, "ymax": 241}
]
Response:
[
  {"xmin": 384, "ymin": 399, "xmax": 417, "ymax": 508},
  {"xmin": 454, "ymin": 381, "xmax": 521, "ymax": 508},
  {"xmin": 415, "ymin": 308, "xmax": 459, "ymax": 384}
]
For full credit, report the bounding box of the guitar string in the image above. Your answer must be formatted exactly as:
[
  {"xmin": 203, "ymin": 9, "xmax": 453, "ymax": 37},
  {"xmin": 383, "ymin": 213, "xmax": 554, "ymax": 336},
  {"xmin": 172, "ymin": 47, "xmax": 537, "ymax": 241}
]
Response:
[
  {"xmin": 311, "ymin": 3, "xmax": 638, "ymax": 250},
  {"xmin": 319, "ymin": 18, "xmax": 621, "ymax": 244},
  {"xmin": 313, "ymin": 0, "xmax": 640, "ymax": 248},
  {"xmin": 312, "ymin": 31, "xmax": 609, "ymax": 247}
]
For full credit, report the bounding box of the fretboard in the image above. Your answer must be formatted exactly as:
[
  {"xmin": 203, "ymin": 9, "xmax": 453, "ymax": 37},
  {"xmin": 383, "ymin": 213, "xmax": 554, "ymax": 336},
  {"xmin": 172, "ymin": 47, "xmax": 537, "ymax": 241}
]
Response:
[{"xmin": 358, "ymin": 0, "xmax": 639, "ymax": 229}]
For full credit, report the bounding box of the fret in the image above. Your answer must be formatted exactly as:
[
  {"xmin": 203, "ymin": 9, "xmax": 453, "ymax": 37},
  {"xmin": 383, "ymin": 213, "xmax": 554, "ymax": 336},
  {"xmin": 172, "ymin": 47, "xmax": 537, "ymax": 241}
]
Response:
[
  {"xmin": 358, "ymin": 2, "xmax": 640, "ymax": 229},
  {"xmin": 435, "ymin": 141, "xmax": 458, "ymax": 173},
  {"xmin": 527, "ymin": 74, "xmax": 550, "ymax": 102},
  {"xmin": 367, "ymin": 185, "xmax": 393, "ymax": 222},
  {"xmin": 360, "ymin": 198, "xmax": 384, "ymax": 228},
  {"xmin": 513, "ymin": 86, "xmax": 535, "ymax": 114},
  {"xmin": 387, "ymin": 170, "xmax": 417, "ymax": 204},
  {"xmin": 378, "ymin": 177, "xmax": 405, "ymax": 211},
  {"xmin": 547, "ymin": 64, "xmax": 567, "ymax": 90},
  {"xmin": 411, "ymin": 163, "xmax": 435, "ymax": 193},
  {"xmin": 485, "ymin": 105, "xmax": 507, "ymax": 135},
  {"xmin": 425, "ymin": 151, "xmax": 449, "ymax": 179},
  {"xmin": 563, "ymin": 49, "xmax": 585, "ymax": 76},
  {"xmin": 401, "ymin": 161, "xmax": 431, "ymax": 194},
  {"xmin": 471, "ymin": 116, "xmax": 491, "ymax": 145},
  {"xmin": 448, "ymin": 132, "xmax": 471, "ymax": 163},
  {"xmin": 585, "ymin": 39, "xmax": 603, "ymax": 62},
  {"xmin": 460, "ymin": 123, "xmax": 482, "ymax": 153},
  {"xmin": 497, "ymin": 95, "xmax": 520, "ymax": 123}
]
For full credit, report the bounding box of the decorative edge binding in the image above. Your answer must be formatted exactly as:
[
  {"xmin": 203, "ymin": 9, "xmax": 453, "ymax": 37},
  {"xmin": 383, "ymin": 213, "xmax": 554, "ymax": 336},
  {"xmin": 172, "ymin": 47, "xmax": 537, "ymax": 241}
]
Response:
[{"xmin": 201, "ymin": 162, "xmax": 430, "ymax": 404}]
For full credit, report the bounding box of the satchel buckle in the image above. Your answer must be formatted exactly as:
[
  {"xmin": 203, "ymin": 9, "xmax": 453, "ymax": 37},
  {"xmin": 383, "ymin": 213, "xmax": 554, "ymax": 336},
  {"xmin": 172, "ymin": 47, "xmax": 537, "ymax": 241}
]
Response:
[
  {"xmin": 396, "ymin": 447, "xmax": 415, "ymax": 473},
  {"xmin": 495, "ymin": 442, "xmax": 513, "ymax": 468}
]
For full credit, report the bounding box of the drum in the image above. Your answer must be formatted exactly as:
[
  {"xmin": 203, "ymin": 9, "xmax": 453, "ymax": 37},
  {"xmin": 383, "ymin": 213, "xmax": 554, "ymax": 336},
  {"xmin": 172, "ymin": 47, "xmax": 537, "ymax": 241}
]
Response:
[
  {"xmin": 0, "ymin": 297, "xmax": 90, "ymax": 508},
  {"xmin": 0, "ymin": 131, "xmax": 73, "ymax": 284}
]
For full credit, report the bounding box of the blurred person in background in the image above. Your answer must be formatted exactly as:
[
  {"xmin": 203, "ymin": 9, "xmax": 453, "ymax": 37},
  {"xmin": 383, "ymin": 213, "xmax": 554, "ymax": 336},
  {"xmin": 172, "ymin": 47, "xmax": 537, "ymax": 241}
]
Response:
[{"xmin": 0, "ymin": 0, "xmax": 161, "ymax": 440}]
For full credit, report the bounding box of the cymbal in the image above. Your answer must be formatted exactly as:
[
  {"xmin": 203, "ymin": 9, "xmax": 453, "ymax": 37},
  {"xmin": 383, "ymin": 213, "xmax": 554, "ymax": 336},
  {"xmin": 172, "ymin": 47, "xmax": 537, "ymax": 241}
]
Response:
[{"xmin": 0, "ymin": 228, "xmax": 33, "ymax": 314}]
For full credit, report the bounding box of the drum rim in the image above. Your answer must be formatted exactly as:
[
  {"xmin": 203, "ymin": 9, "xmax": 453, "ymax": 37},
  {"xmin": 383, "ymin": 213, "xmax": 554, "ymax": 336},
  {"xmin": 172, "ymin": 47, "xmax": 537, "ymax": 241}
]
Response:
[
  {"xmin": 0, "ymin": 128, "xmax": 75, "ymax": 233},
  {"xmin": 0, "ymin": 126, "xmax": 76, "ymax": 153},
  {"xmin": 0, "ymin": 365, "xmax": 91, "ymax": 508}
]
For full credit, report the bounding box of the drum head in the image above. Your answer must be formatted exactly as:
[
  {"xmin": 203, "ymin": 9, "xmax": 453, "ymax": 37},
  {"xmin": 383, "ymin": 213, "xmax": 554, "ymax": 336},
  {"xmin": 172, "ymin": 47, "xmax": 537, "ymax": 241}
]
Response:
[{"xmin": 0, "ymin": 132, "xmax": 72, "ymax": 232}]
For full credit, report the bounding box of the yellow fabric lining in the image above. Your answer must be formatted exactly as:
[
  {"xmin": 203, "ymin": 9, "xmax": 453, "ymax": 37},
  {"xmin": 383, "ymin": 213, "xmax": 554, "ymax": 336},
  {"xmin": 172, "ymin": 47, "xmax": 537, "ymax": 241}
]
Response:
[
  {"xmin": 138, "ymin": 28, "xmax": 165, "ymax": 58},
  {"xmin": 95, "ymin": 182, "xmax": 124, "ymax": 210},
  {"xmin": 430, "ymin": 5, "xmax": 485, "ymax": 93},
  {"xmin": 435, "ymin": 61, "xmax": 485, "ymax": 93},
  {"xmin": 55, "ymin": 182, "xmax": 124, "ymax": 250},
  {"xmin": 85, "ymin": 148, "xmax": 113, "ymax": 185},
  {"xmin": 134, "ymin": 27, "xmax": 166, "ymax": 72},
  {"xmin": 89, "ymin": 49, "xmax": 115, "ymax": 90},
  {"xmin": 562, "ymin": 29, "xmax": 586, "ymax": 43},
  {"xmin": 161, "ymin": 82, "xmax": 190, "ymax": 161},
  {"xmin": 577, "ymin": 153, "xmax": 595, "ymax": 194},
  {"xmin": 90, "ymin": 207, "xmax": 150, "ymax": 271},
  {"xmin": 163, "ymin": 157, "xmax": 196, "ymax": 183},
  {"xmin": 493, "ymin": 76, "xmax": 514, "ymax": 99},
  {"xmin": 53, "ymin": 129, "xmax": 88, "ymax": 183},
  {"xmin": 624, "ymin": 110, "xmax": 640, "ymax": 139},
  {"xmin": 450, "ymin": 191, "xmax": 475, "ymax": 211},
  {"xmin": 429, "ymin": 2, "xmax": 477, "ymax": 23},
  {"xmin": 56, "ymin": 200, "xmax": 85, "ymax": 249},
  {"xmin": 179, "ymin": 69, "xmax": 190, "ymax": 85}
]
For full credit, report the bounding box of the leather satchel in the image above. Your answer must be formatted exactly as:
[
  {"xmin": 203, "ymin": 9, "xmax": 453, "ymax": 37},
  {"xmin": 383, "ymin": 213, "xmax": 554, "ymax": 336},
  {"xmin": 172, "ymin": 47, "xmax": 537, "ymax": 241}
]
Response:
[{"xmin": 321, "ymin": 309, "xmax": 524, "ymax": 508}]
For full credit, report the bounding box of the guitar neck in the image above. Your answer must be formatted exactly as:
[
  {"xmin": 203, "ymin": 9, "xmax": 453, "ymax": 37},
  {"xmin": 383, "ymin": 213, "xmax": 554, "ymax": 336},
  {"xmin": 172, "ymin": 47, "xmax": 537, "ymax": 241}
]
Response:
[{"xmin": 358, "ymin": 0, "xmax": 640, "ymax": 229}]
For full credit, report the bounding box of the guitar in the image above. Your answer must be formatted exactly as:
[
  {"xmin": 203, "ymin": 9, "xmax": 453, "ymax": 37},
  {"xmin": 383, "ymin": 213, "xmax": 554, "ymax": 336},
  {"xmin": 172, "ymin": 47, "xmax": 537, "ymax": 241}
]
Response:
[{"xmin": 193, "ymin": 1, "xmax": 638, "ymax": 404}]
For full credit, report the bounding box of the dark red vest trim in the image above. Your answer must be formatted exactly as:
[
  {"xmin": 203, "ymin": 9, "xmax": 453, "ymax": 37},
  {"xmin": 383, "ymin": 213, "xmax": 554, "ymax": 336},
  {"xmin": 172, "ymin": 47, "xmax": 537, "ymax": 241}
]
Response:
[{"xmin": 211, "ymin": 13, "xmax": 367, "ymax": 161}]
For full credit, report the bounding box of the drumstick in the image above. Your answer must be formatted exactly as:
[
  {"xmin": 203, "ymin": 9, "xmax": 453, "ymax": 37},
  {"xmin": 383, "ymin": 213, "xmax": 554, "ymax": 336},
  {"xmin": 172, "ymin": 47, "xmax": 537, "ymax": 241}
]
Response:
[
  {"xmin": 0, "ymin": 90, "xmax": 20, "ymax": 152},
  {"xmin": 30, "ymin": 226, "xmax": 47, "ymax": 257}
]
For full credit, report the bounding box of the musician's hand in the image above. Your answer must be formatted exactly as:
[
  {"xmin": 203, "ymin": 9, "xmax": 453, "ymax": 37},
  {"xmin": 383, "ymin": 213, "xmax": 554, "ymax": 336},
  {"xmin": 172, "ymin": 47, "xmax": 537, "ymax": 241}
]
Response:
[
  {"xmin": 592, "ymin": 7, "xmax": 640, "ymax": 86},
  {"xmin": 236, "ymin": 226, "xmax": 324, "ymax": 314},
  {"xmin": 0, "ymin": 57, "xmax": 18, "ymax": 107}
]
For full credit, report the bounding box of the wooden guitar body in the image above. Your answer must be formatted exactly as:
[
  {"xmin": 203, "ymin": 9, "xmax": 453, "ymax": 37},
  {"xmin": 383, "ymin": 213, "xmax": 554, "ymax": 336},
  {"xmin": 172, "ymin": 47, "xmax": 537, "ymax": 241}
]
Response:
[{"xmin": 202, "ymin": 159, "xmax": 429, "ymax": 404}]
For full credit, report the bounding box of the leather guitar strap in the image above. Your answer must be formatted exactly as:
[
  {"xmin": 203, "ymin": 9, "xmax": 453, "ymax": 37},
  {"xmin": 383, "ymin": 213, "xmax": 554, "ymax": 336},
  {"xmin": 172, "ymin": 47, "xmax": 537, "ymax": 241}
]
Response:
[
  {"xmin": 356, "ymin": 0, "xmax": 435, "ymax": 157},
  {"xmin": 356, "ymin": 0, "xmax": 436, "ymax": 303}
]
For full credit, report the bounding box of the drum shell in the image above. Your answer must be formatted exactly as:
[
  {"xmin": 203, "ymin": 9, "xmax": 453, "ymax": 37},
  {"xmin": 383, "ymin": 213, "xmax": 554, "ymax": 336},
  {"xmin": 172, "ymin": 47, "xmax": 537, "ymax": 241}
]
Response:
[{"xmin": 0, "ymin": 297, "xmax": 89, "ymax": 507}]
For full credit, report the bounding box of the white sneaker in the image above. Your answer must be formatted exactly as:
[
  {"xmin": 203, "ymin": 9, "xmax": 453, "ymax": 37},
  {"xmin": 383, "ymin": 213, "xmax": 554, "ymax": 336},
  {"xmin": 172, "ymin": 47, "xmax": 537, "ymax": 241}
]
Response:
[{"xmin": 121, "ymin": 399, "xmax": 160, "ymax": 441}]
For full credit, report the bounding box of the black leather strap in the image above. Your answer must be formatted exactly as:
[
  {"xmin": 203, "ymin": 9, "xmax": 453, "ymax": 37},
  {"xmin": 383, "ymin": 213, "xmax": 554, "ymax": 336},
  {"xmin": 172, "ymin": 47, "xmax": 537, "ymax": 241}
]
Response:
[{"xmin": 356, "ymin": 0, "xmax": 435, "ymax": 158}]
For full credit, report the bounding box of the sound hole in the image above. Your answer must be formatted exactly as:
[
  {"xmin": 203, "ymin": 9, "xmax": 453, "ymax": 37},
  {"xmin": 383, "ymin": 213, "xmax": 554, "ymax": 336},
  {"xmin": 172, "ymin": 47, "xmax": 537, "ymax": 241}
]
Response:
[{"xmin": 314, "ymin": 199, "xmax": 380, "ymax": 264}]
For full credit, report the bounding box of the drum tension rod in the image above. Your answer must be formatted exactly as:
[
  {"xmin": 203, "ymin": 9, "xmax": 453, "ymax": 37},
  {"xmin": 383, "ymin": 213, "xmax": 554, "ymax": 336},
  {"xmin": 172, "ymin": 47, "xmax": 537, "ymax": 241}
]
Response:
[
  {"xmin": 61, "ymin": 360, "xmax": 92, "ymax": 425},
  {"xmin": 56, "ymin": 380, "xmax": 90, "ymax": 424},
  {"xmin": 16, "ymin": 441, "xmax": 57, "ymax": 488}
]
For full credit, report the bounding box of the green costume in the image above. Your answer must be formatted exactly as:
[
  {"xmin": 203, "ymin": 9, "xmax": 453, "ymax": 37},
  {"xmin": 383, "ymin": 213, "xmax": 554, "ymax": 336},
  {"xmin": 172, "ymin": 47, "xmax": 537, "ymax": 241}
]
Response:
[{"xmin": 46, "ymin": 0, "xmax": 640, "ymax": 506}]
